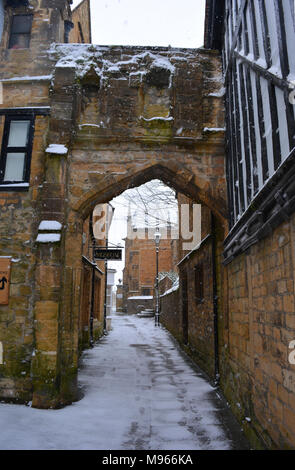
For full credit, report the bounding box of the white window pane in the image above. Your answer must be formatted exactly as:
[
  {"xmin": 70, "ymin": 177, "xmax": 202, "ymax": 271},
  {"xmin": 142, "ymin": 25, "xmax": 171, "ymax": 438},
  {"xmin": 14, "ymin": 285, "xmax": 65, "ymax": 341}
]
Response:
[
  {"xmin": 4, "ymin": 153, "xmax": 25, "ymax": 181},
  {"xmin": 8, "ymin": 121, "xmax": 30, "ymax": 147}
]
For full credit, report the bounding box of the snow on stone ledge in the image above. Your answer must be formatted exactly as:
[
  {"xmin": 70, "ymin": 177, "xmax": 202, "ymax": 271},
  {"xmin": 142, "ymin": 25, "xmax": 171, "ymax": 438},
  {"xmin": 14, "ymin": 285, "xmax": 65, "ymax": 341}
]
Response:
[
  {"xmin": 46, "ymin": 144, "xmax": 68, "ymax": 155},
  {"xmin": 139, "ymin": 115, "xmax": 174, "ymax": 122},
  {"xmin": 38, "ymin": 220, "xmax": 62, "ymax": 231},
  {"xmin": 127, "ymin": 296, "xmax": 153, "ymax": 300},
  {"xmin": 36, "ymin": 233, "xmax": 61, "ymax": 243},
  {"xmin": 203, "ymin": 127, "xmax": 225, "ymax": 132},
  {"xmin": 0, "ymin": 182, "xmax": 29, "ymax": 188},
  {"xmin": 1, "ymin": 75, "xmax": 53, "ymax": 82},
  {"xmin": 208, "ymin": 87, "xmax": 226, "ymax": 97}
]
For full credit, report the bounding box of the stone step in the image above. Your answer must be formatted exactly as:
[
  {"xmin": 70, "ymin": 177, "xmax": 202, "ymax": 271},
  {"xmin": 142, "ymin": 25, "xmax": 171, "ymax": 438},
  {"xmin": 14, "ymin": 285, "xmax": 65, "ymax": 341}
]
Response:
[{"xmin": 137, "ymin": 310, "xmax": 154, "ymax": 317}]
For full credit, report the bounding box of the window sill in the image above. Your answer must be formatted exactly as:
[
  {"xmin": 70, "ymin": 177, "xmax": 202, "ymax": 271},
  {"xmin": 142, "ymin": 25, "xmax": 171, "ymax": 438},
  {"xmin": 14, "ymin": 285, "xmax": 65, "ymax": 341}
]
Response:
[{"xmin": 0, "ymin": 183, "xmax": 29, "ymax": 191}]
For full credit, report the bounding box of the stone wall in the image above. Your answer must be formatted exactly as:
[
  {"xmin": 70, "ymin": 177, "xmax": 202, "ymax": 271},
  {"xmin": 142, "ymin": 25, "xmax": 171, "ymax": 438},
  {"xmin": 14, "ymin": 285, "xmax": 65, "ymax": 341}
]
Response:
[
  {"xmin": 0, "ymin": 114, "xmax": 49, "ymax": 403},
  {"xmin": 127, "ymin": 297, "xmax": 153, "ymax": 315}
]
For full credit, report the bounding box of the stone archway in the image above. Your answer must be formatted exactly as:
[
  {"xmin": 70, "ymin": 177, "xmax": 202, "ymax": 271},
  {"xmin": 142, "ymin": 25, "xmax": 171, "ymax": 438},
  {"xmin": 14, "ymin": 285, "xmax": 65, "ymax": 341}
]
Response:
[
  {"xmin": 34, "ymin": 161, "xmax": 227, "ymax": 408},
  {"xmin": 31, "ymin": 45, "xmax": 226, "ymax": 408}
]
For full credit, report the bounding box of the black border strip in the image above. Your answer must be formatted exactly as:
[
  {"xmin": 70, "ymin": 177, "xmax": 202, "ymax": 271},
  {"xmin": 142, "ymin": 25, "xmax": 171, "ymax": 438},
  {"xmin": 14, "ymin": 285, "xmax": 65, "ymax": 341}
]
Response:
[{"xmin": 0, "ymin": 107, "xmax": 50, "ymax": 116}]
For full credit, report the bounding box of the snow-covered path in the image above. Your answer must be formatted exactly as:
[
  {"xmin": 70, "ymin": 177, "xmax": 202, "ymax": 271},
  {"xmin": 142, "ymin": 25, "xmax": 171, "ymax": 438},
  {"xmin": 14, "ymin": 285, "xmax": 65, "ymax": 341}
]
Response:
[{"xmin": 0, "ymin": 313, "xmax": 249, "ymax": 450}]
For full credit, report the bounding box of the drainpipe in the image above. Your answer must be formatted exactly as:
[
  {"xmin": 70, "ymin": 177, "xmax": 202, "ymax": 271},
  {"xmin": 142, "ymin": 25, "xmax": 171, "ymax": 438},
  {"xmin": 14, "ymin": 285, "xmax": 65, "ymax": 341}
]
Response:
[
  {"xmin": 90, "ymin": 262, "xmax": 95, "ymax": 347},
  {"xmin": 211, "ymin": 213, "xmax": 220, "ymax": 386},
  {"xmin": 103, "ymin": 240, "xmax": 108, "ymax": 334}
]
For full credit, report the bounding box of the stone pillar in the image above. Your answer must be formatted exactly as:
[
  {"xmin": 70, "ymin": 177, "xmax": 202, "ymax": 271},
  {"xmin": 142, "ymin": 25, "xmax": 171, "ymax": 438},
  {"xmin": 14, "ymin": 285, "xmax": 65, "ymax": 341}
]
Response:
[
  {"xmin": 57, "ymin": 211, "xmax": 83, "ymax": 405},
  {"xmin": 31, "ymin": 66, "xmax": 79, "ymax": 408}
]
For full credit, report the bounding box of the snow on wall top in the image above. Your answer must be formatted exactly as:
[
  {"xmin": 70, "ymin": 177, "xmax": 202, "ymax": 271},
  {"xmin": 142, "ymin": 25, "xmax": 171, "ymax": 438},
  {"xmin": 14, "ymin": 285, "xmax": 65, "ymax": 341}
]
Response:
[{"xmin": 49, "ymin": 44, "xmax": 204, "ymax": 82}]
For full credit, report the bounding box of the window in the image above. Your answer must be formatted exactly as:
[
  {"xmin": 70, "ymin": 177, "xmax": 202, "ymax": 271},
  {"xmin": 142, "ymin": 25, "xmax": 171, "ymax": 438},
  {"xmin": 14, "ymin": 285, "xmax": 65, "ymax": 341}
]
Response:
[
  {"xmin": 9, "ymin": 14, "xmax": 33, "ymax": 49},
  {"xmin": 194, "ymin": 263, "xmax": 204, "ymax": 304},
  {"xmin": 0, "ymin": 115, "xmax": 34, "ymax": 185},
  {"xmin": 141, "ymin": 288, "xmax": 150, "ymax": 296}
]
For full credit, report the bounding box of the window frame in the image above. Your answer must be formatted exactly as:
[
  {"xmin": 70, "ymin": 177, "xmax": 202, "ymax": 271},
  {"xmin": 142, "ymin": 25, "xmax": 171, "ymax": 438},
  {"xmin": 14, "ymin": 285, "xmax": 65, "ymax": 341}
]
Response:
[
  {"xmin": 0, "ymin": 114, "xmax": 35, "ymax": 187},
  {"xmin": 8, "ymin": 14, "xmax": 33, "ymax": 50}
]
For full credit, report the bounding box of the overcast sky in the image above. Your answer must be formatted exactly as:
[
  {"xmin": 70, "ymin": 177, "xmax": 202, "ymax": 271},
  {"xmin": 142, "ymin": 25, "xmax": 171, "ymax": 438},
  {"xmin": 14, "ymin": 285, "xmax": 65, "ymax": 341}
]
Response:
[{"xmin": 72, "ymin": 0, "xmax": 206, "ymax": 48}]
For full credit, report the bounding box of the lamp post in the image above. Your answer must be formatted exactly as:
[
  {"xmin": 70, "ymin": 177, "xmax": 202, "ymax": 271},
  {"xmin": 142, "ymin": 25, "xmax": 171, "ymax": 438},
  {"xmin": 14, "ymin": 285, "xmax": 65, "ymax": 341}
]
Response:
[{"xmin": 154, "ymin": 228, "xmax": 161, "ymax": 327}]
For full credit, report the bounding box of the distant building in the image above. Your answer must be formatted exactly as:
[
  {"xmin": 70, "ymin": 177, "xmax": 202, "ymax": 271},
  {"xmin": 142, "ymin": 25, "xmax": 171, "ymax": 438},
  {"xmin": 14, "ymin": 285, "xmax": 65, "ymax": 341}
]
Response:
[
  {"xmin": 122, "ymin": 219, "xmax": 176, "ymax": 313},
  {"xmin": 106, "ymin": 268, "xmax": 116, "ymax": 316},
  {"xmin": 116, "ymin": 283, "xmax": 124, "ymax": 313}
]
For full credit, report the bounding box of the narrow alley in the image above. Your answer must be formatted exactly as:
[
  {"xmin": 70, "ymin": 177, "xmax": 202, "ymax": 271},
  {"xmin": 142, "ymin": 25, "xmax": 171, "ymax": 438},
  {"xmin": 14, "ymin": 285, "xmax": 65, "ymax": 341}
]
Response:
[{"xmin": 0, "ymin": 313, "xmax": 249, "ymax": 450}]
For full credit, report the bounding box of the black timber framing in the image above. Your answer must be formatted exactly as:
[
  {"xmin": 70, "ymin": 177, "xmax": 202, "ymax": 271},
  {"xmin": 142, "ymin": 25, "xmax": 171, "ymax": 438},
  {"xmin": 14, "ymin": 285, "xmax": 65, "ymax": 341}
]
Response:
[
  {"xmin": 204, "ymin": 0, "xmax": 225, "ymax": 50},
  {"xmin": 223, "ymin": 0, "xmax": 295, "ymax": 227},
  {"xmin": 223, "ymin": 146, "xmax": 295, "ymax": 264},
  {"xmin": 205, "ymin": 0, "xmax": 295, "ymax": 262}
]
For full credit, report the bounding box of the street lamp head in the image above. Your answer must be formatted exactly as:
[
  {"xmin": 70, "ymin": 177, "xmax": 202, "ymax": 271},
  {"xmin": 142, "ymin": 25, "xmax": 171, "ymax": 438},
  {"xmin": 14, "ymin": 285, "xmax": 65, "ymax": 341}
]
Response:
[{"xmin": 154, "ymin": 229, "xmax": 161, "ymax": 245}]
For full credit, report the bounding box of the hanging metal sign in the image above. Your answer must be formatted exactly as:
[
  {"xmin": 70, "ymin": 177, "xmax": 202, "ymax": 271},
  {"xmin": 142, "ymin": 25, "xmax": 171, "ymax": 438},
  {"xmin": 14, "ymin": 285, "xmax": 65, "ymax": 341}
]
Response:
[
  {"xmin": 0, "ymin": 257, "xmax": 11, "ymax": 305},
  {"xmin": 94, "ymin": 248, "xmax": 122, "ymax": 261}
]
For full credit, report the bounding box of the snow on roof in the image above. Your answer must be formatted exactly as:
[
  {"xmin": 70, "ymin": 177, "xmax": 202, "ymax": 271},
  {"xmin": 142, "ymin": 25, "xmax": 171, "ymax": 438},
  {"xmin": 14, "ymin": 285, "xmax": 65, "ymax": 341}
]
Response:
[
  {"xmin": 159, "ymin": 271, "xmax": 179, "ymax": 282},
  {"xmin": 160, "ymin": 279, "xmax": 179, "ymax": 298}
]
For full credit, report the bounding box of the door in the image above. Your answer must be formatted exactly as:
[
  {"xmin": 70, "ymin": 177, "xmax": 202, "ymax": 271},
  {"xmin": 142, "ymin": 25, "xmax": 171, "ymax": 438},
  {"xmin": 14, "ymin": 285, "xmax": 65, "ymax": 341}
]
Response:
[{"xmin": 182, "ymin": 270, "xmax": 188, "ymax": 344}]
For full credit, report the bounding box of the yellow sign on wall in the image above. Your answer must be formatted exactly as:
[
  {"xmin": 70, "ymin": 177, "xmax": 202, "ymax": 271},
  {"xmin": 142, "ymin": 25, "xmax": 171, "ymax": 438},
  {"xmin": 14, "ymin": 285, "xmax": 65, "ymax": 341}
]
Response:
[{"xmin": 0, "ymin": 257, "xmax": 11, "ymax": 305}]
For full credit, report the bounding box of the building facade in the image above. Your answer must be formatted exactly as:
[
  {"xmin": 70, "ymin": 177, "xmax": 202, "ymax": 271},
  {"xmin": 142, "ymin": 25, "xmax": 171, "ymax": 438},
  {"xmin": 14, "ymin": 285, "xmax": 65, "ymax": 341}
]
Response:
[
  {"xmin": 115, "ymin": 283, "xmax": 124, "ymax": 313},
  {"xmin": 122, "ymin": 222, "xmax": 176, "ymax": 313}
]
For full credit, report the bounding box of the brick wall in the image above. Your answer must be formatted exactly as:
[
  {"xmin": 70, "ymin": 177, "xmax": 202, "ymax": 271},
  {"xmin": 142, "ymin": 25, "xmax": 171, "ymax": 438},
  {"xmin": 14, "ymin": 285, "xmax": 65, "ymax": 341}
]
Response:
[
  {"xmin": 179, "ymin": 240, "xmax": 216, "ymax": 377},
  {"xmin": 220, "ymin": 213, "xmax": 295, "ymax": 448},
  {"xmin": 160, "ymin": 289, "xmax": 181, "ymax": 341}
]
